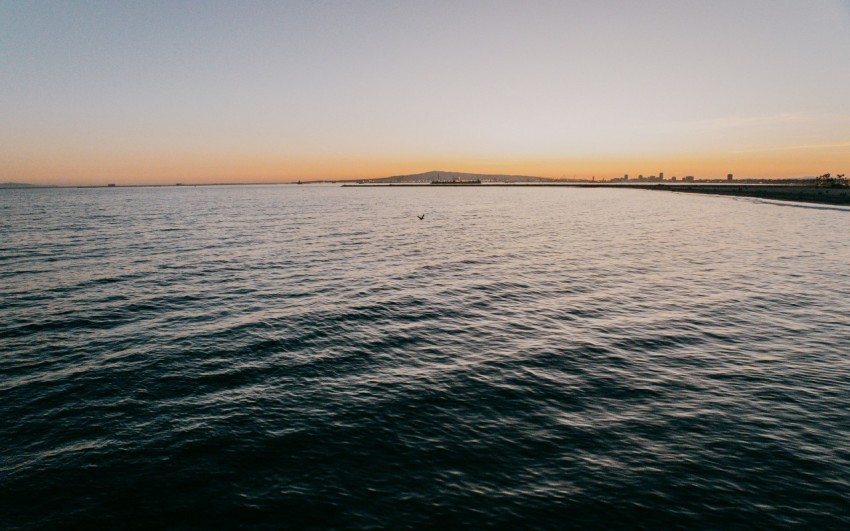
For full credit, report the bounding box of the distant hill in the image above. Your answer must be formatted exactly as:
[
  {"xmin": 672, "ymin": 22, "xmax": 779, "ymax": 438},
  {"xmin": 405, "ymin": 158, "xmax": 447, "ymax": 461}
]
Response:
[{"xmin": 362, "ymin": 170, "xmax": 554, "ymax": 184}]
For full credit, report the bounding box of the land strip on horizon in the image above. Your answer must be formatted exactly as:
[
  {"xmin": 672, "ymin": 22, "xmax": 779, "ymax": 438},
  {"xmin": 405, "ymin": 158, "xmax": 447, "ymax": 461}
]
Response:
[{"xmin": 343, "ymin": 182, "xmax": 850, "ymax": 207}]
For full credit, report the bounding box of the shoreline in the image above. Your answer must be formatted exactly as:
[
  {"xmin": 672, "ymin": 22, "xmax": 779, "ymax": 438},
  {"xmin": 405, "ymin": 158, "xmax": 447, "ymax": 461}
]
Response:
[
  {"xmin": 4, "ymin": 181, "xmax": 848, "ymax": 206},
  {"xmin": 342, "ymin": 183, "xmax": 850, "ymax": 206},
  {"xmin": 630, "ymin": 184, "xmax": 850, "ymax": 206}
]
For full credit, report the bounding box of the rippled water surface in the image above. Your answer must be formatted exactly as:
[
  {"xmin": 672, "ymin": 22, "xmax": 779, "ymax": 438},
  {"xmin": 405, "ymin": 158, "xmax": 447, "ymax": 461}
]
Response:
[{"xmin": 2, "ymin": 185, "xmax": 850, "ymax": 529}]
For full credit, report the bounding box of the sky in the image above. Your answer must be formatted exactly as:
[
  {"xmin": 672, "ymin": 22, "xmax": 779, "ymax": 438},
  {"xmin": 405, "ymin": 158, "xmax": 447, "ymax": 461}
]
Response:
[{"xmin": 2, "ymin": 0, "xmax": 849, "ymax": 185}]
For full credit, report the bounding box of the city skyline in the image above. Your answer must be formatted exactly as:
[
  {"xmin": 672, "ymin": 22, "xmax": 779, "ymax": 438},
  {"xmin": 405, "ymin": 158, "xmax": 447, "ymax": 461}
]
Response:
[{"xmin": 2, "ymin": 1, "xmax": 849, "ymax": 185}]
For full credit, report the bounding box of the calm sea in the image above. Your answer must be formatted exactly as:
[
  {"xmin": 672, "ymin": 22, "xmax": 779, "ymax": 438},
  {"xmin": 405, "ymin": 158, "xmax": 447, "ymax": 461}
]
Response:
[{"xmin": 2, "ymin": 185, "xmax": 849, "ymax": 529}]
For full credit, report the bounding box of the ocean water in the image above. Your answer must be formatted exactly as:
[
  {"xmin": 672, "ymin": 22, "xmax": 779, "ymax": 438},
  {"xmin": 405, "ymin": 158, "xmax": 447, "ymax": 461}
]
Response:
[{"xmin": 2, "ymin": 184, "xmax": 849, "ymax": 529}]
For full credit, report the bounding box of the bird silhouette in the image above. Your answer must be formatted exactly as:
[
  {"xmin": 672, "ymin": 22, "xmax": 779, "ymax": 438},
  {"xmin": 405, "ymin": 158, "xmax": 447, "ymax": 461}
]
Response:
[{"xmin": 417, "ymin": 214, "xmax": 425, "ymax": 220}]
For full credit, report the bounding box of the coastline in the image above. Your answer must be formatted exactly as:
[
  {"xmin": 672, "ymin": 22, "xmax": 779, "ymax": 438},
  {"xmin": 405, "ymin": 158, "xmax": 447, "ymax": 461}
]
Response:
[
  {"xmin": 343, "ymin": 182, "xmax": 850, "ymax": 206},
  {"xmin": 631, "ymin": 184, "xmax": 850, "ymax": 206}
]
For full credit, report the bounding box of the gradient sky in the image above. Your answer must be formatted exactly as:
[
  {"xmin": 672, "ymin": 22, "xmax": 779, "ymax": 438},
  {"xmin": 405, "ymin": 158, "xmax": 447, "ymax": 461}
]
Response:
[{"xmin": 2, "ymin": 1, "xmax": 849, "ymax": 185}]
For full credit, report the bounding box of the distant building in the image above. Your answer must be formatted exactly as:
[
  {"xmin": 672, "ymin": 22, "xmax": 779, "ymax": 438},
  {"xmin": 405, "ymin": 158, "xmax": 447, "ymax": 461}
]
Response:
[
  {"xmin": 671, "ymin": 176, "xmax": 677, "ymax": 181},
  {"xmin": 727, "ymin": 174, "xmax": 734, "ymax": 181},
  {"xmin": 683, "ymin": 176, "xmax": 695, "ymax": 182},
  {"xmin": 624, "ymin": 174, "xmax": 629, "ymax": 180},
  {"xmin": 659, "ymin": 172, "xmax": 664, "ymax": 181}
]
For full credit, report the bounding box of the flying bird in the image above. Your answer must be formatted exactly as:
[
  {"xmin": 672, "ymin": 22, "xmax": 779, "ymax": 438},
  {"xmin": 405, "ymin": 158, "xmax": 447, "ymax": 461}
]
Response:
[{"xmin": 417, "ymin": 214, "xmax": 425, "ymax": 220}]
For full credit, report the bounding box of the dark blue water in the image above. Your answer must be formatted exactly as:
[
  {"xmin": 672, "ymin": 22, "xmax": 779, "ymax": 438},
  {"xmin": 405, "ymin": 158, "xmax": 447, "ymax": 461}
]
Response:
[{"xmin": 2, "ymin": 185, "xmax": 849, "ymax": 529}]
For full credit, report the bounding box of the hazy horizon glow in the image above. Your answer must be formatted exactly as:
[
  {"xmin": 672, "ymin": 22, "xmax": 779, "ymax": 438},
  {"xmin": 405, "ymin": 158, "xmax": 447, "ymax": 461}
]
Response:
[{"xmin": 2, "ymin": 1, "xmax": 849, "ymax": 185}]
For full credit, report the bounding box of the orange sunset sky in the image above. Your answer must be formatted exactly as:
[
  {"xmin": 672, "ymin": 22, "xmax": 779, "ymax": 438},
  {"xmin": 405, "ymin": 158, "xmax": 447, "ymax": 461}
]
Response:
[{"xmin": 2, "ymin": 1, "xmax": 849, "ymax": 185}]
